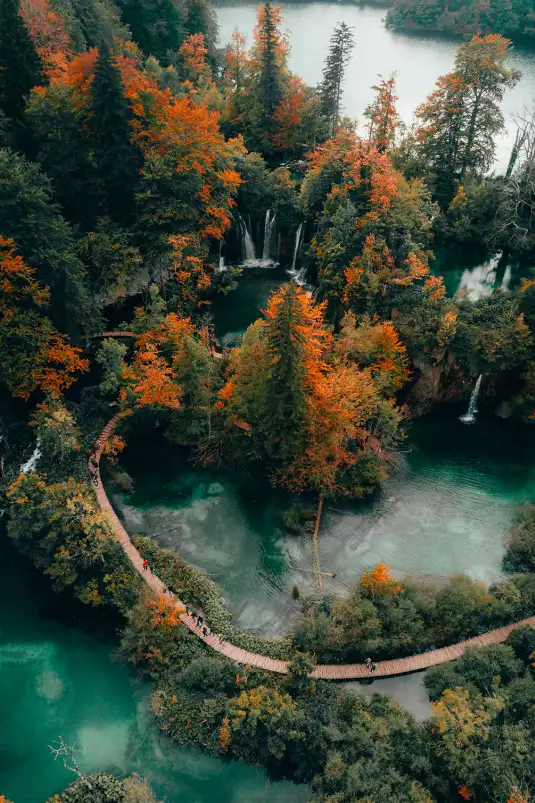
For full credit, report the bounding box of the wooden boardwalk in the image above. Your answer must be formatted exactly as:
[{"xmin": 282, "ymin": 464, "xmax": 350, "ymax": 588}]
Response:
[{"xmin": 91, "ymin": 417, "xmax": 535, "ymax": 680}]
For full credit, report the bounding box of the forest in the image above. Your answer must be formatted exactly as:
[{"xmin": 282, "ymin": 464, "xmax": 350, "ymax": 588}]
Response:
[
  {"xmin": 386, "ymin": 0, "xmax": 535, "ymax": 40},
  {"xmin": 1, "ymin": 0, "xmax": 535, "ymax": 798}
]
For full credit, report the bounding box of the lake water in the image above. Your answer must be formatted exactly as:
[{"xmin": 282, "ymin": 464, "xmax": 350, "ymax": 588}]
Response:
[
  {"xmin": 214, "ymin": 0, "xmax": 535, "ymax": 173},
  {"xmin": 0, "ymin": 535, "xmax": 309, "ymax": 803},
  {"xmin": 113, "ymin": 403, "xmax": 535, "ymax": 635}
]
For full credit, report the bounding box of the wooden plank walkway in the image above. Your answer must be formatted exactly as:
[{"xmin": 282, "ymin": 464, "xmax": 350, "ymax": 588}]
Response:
[{"xmin": 91, "ymin": 417, "xmax": 535, "ymax": 680}]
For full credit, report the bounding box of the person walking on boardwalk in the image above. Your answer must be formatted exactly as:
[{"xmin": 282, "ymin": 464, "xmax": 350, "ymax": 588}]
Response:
[
  {"xmin": 365, "ymin": 657, "xmax": 372, "ymax": 669},
  {"xmin": 370, "ymin": 662, "xmax": 377, "ymax": 673},
  {"xmin": 142, "ymin": 559, "xmax": 149, "ymax": 571}
]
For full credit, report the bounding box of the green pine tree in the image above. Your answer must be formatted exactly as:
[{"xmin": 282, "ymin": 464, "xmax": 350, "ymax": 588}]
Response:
[
  {"xmin": 90, "ymin": 44, "xmax": 142, "ymax": 224},
  {"xmin": 0, "ymin": 0, "xmax": 42, "ymax": 119},
  {"xmin": 319, "ymin": 22, "xmax": 355, "ymax": 137},
  {"xmin": 263, "ymin": 283, "xmax": 310, "ymax": 462},
  {"xmin": 117, "ymin": 0, "xmax": 185, "ymax": 63},
  {"xmin": 257, "ymin": 0, "xmax": 283, "ymax": 148}
]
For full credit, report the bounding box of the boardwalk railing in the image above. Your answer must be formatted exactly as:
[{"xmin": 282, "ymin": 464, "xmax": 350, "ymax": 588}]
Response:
[{"xmin": 91, "ymin": 417, "xmax": 535, "ymax": 680}]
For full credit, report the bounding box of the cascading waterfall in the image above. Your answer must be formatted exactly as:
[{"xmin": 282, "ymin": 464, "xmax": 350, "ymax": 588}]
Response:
[
  {"xmin": 290, "ymin": 222, "xmax": 303, "ymax": 274},
  {"xmin": 20, "ymin": 439, "xmax": 41, "ymax": 473},
  {"xmin": 217, "ymin": 240, "xmax": 227, "ymax": 273},
  {"xmin": 239, "ymin": 215, "xmax": 256, "ymax": 262},
  {"xmin": 460, "ymin": 374, "xmax": 482, "ymax": 424},
  {"xmin": 262, "ymin": 209, "xmax": 276, "ymax": 261},
  {"xmin": 288, "ymin": 222, "xmax": 307, "ymax": 285}
]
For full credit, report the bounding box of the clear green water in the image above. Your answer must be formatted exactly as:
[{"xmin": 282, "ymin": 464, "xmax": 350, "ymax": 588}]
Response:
[
  {"xmin": 432, "ymin": 248, "xmax": 525, "ymax": 299},
  {"xmin": 0, "ymin": 536, "xmax": 309, "ymax": 803},
  {"xmin": 113, "ymin": 407, "xmax": 535, "ymax": 636}
]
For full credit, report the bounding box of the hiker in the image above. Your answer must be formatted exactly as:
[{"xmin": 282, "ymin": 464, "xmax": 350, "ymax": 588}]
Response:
[
  {"xmin": 370, "ymin": 662, "xmax": 377, "ymax": 674},
  {"xmin": 365, "ymin": 657, "xmax": 372, "ymax": 668},
  {"xmin": 197, "ymin": 615, "xmax": 203, "ymax": 627},
  {"xmin": 202, "ymin": 626, "xmax": 208, "ymax": 637},
  {"xmin": 142, "ymin": 559, "xmax": 149, "ymax": 571}
]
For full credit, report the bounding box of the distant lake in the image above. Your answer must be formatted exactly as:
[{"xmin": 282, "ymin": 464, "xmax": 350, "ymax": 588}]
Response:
[{"xmin": 214, "ymin": 1, "xmax": 535, "ymax": 172}]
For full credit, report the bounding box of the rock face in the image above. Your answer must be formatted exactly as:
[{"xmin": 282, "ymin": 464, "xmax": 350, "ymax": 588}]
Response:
[{"xmin": 406, "ymin": 354, "xmax": 470, "ymax": 416}]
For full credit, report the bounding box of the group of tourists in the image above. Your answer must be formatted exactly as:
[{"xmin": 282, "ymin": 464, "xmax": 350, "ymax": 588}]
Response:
[{"xmin": 141, "ymin": 558, "xmax": 380, "ymax": 673}]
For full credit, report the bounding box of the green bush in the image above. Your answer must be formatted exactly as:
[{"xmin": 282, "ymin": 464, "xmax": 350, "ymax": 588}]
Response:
[{"xmin": 504, "ymin": 503, "xmax": 535, "ymax": 573}]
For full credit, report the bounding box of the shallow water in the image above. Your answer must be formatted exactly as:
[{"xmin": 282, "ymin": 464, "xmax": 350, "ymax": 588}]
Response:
[
  {"xmin": 112, "ymin": 405, "xmax": 535, "ymax": 636},
  {"xmin": 214, "ymin": 1, "xmax": 535, "ymax": 173},
  {"xmin": 432, "ymin": 248, "xmax": 523, "ymax": 299},
  {"xmin": 344, "ymin": 672, "xmax": 431, "ymax": 721},
  {"xmin": 0, "ymin": 537, "xmax": 309, "ymax": 803}
]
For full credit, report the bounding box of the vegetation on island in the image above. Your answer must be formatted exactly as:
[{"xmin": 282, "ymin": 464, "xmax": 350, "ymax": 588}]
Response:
[
  {"xmin": 386, "ymin": 0, "xmax": 535, "ymax": 40},
  {"xmin": 1, "ymin": 0, "xmax": 535, "ymax": 800}
]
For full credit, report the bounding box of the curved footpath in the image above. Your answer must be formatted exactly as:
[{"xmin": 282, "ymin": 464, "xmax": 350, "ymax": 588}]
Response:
[{"xmin": 91, "ymin": 417, "xmax": 535, "ymax": 680}]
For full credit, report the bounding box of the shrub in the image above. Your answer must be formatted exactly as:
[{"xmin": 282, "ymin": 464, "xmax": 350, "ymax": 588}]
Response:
[{"xmin": 504, "ymin": 503, "xmax": 535, "ymax": 573}]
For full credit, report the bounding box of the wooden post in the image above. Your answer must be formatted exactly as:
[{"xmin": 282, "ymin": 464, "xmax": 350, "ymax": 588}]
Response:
[{"xmin": 313, "ymin": 497, "xmax": 324, "ymax": 593}]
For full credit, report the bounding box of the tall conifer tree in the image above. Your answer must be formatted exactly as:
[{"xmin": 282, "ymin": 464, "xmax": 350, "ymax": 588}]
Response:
[
  {"xmin": 0, "ymin": 0, "xmax": 42, "ymax": 119},
  {"xmin": 90, "ymin": 44, "xmax": 141, "ymax": 223},
  {"xmin": 319, "ymin": 22, "xmax": 354, "ymax": 137},
  {"xmin": 256, "ymin": 0, "xmax": 284, "ymax": 148}
]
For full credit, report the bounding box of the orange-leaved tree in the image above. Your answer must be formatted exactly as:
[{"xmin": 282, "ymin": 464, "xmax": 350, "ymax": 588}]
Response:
[
  {"xmin": 337, "ymin": 312, "xmax": 410, "ymax": 394},
  {"xmin": 364, "ymin": 73, "xmax": 400, "ymax": 152},
  {"xmin": 0, "ymin": 236, "xmax": 88, "ymax": 399},
  {"xmin": 27, "ymin": 43, "xmax": 242, "ymax": 266},
  {"xmin": 149, "ymin": 593, "xmax": 185, "ymax": 631},
  {"xmin": 360, "ymin": 562, "xmax": 402, "ymax": 597},
  {"xmin": 121, "ymin": 343, "xmax": 182, "ymax": 411},
  {"xmin": 19, "ymin": 0, "xmax": 72, "ymax": 79},
  {"xmin": 301, "ymin": 128, "xmax": 435, "ymax": 317},
  {"xmin": 218, "ymin": 283, "xmax": 404, "ymax": 497}
]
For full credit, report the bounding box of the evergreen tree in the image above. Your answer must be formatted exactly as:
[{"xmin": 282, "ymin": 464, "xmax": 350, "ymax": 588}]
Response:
[
  {"xmin": 256, "ymin": 0, "xmax": 284, "ymax": 147},
  {"xmin": 0, "ymin": 147, "xmax": 92, "ymax": 333},
  {"xmin": 262, "ymin": 282, "xmax": 312, "ymax": 461},
  {"xmin": 319, "ymin": 22, "xmax": 354, "ymax": 137},
  {"xmin": 0, "ymin": 0, "xmax": 42, "ymax": 119},
  {"xmin": 117, "ymin": 0, "xmax": 185, "ymax": 62},
  {"xmin": 90, "ymin": 45, "xmax": 142, "ymax": 224}
]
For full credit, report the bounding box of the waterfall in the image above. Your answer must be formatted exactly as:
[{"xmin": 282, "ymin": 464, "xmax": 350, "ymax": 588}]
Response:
[
  {"xmin": 239, "ymin": 216, "xmax": 256, "ymax": 262},
  {"xmin": 460, "ymin": 374, "xmax": 482, "ymax": 425},
  {"xmin": 217, "ymin": 241, "xmax": 227, "ymax": 273},
  {"xmin": 288, "ymin": 222, "xmax": 307, "ymax": 285},
  {"xmin": 291, "ymin": 222, "xmax": 303, "ymax": 273},
  {"xmin": 20, "ymin": 440, "xmax": 41, "ymax": 474},
  {"xmin": 262, "ymin": 209, "xmax": 276, "ymax": 261}
]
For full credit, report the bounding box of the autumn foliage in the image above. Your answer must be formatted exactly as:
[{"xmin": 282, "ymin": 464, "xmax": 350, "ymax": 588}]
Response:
[
  {"xmin": 219, "ymin": 283, "xmax": 404, "ymax": 497},
  {"xmin": 19, "ymin": 0, "xmax": 72, "ymax": 78},
  {"xmin": 0, "ymin": 236, "xmax": 88, "ymax": 399},
  {"xmin": 360, "ymin": 562, "xmax": 403, "ymax": 597},
  {"xmin": 149, "ymin": 593, "xmax": 185, "ymax": 631}
]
